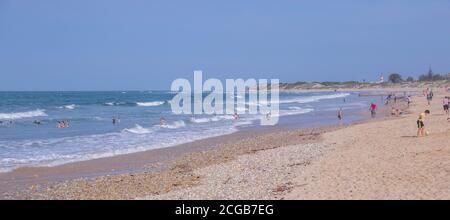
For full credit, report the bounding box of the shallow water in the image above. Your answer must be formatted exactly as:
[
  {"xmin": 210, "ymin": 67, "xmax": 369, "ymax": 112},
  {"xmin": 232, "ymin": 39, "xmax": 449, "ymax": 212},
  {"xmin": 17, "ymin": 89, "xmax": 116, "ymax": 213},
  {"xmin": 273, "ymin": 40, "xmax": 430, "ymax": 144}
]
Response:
[{"xmin": 0, "ymin": 91, "xmax": 384, "ymax": 172}]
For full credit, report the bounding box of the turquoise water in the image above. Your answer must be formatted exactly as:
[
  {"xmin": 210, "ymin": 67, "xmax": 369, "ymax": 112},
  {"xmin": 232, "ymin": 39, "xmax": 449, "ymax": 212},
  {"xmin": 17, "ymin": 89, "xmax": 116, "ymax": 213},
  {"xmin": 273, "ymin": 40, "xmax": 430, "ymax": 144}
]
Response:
[{"xmin": 0, "ymin": 91, "xmax": 379, "ymax": 172}]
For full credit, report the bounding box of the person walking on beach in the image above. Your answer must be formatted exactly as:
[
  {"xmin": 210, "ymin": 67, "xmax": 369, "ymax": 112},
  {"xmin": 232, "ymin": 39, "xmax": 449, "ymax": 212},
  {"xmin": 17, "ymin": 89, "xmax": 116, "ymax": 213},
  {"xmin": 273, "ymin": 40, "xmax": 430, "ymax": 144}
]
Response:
[
  {"xmin": 407, "ymin": 96, "xmax": 412, "ymax": 107},
  {"xmin": 426, "ymin": 93, "xmax": 432, "ymax": 106},
  {"xmin": 443, "ymin": 97, "xmax": 449, "ymax": 115},
  {"xmin": 337, "ymin": 108, "xmax": 343, "ymax": 122},
  {"xmin": 417, "ymin": 110, "xmax": 430, "ymax": 137},
  {"xmin": 370, "ymin": 102, "xmax": 377, "ymax": 118}
]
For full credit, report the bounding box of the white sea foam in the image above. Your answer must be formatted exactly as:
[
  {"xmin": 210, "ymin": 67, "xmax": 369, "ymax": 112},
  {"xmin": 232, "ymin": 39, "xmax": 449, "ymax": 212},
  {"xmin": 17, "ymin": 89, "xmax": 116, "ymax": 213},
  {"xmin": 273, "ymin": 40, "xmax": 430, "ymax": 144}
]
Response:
[
  {"xmin": 160, "ymin": 120, "xmax": 186, "ymax": 129},
  {"xmin": 0, "ymin": 109, "xmax": 48, "ymax": 120},
  {"xmin": 190, "ymin": 115, "xmax": 237, "ymax": 123},
  {"xmin": 136, "ymin": 101, "xmax": 165, "ymax": 107},
  {"xmin": 122, "ymin": 124, "xmax": 154, "ymax": 134},
  {"xmin": 249, "ymin": 93, "xmax": 351, "ymax": 106},
  {"xmin": 0, "ymin": 124, "xmax": 240, "ymax": 173},
  {"xmin": 282, "ymin": 93, "xmax": 350, "ymax": 104},
  {"xmin": 190, "ymin": 117, "xmax": 211, "ymax": 123},
  {"xmin": 59, "ymin": 104, "xmax": 77, "ymax": 109},
  {"xmin": 270, "ymin": 108, "xmax": 314, "ymax": 117},
  {"xmin": 212, "ymin": 115, "xmax": 235, "ymax": 121}
]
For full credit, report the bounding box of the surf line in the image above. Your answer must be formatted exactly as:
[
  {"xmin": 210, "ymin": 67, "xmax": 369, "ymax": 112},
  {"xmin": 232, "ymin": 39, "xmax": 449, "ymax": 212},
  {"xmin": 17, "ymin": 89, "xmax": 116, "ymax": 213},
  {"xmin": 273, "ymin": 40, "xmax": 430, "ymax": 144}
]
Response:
[{"xmin": 169, "ymin": 70, "xmax": 279, "ymax": 126}]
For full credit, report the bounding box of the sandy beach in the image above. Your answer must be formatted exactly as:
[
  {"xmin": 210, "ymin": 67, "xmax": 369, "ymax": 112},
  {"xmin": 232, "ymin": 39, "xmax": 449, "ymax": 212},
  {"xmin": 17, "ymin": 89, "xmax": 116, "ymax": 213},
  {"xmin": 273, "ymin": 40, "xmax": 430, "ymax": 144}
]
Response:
[
  {"xmin": 147, "ymin": 88, "xmax": 449, "ymax": 200},
  {"xmin": 142, "ymin": 88, "xmax": 450, "ymax": 200},
  {"xmin": 1, "ymin": 88, "xmax": 449, "ymax": 200}
]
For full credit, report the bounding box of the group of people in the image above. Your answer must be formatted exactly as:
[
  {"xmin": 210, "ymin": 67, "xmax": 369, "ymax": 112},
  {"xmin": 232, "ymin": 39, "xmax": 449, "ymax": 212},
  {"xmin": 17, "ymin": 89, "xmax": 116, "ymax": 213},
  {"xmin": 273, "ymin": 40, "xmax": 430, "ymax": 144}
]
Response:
[
  {"xmin": 57, "ymin": 120, "xmax": 70, "ymax": 128},
  {"xmin": 337, "ymin": 102, "xmax": 378, "ymax": 122},
  {"xmin": 390, "ymin": 107, "xmax": 403, "ymax": 117},
  {"xmin": 424, "ymin": 88, "xmax": 434, "ymax": 106},
  {"xmin": 416, "ymin": 87, "xmax": 450, "ymax": 137},
  {"xmin": 0, "ymin": 120, "xmax": 13, "ymax": 125}
]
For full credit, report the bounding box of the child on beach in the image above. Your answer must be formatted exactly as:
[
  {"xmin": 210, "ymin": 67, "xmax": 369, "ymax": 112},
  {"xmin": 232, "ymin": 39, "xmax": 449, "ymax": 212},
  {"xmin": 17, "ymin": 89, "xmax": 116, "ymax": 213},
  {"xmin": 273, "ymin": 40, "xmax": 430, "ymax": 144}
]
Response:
[{"xmin": 417, "ymin": 110, "xmax": 430, "ymax": 137}]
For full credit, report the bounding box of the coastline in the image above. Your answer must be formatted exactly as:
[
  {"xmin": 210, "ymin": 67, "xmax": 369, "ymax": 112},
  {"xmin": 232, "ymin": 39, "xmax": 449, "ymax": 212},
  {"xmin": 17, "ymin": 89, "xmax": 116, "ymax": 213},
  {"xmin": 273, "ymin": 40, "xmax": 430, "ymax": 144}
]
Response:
[
  {"xmin": 4, "ymin": 87, "xmax": 448, "ymax": 200},
  {"xmin": 0, "ymin": 89, "xmax": 404, "ymax": 199}
]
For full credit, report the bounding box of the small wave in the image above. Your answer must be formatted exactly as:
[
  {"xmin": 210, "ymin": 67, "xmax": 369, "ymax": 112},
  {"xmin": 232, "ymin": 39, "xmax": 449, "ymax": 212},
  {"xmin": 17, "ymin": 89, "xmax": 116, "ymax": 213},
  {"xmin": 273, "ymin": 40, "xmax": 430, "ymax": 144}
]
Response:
[
  {"xmin": 190, "ymin": 117, "xmax": 210, "ymax": 123},
  {"xmin": 103, "ymin": 102, "xmax": 130, "ymax": 106},
  {"xmin": 93, "ymin": 116, "xmax": 108, "ymax": 121},
  {"xmin": 122, "ymin": 124, "xmax": 154, "ymax": 134},
  {"xmin": 283, "ymin": 93, "xmax": 350, "ymax": 104},
  {"xmin": 211, "ymin": 115, "xmax": 235, "ymax": 121},
  {"xmin": 59, "ymin": 104, "xmax": 77, "ymax": 110},
  {"xmin": 271, "ymin": 108, "xmax": 314, "ymax": 117},
  {"xmin": 0, "ymin": 109, "xmax": 48, "ymax": 120},
  {"xmin": 136, "ymin": 101, "xmax": 165, "ymax": 107},
  {"xmin": 160, "ymin": 120, "xmax": 186, "ymax": 129},
  {"xmin": 250, "ymin": 93, "xmax": 351, "ymax": 106},
  {"xmin": 190, "ymin": 115, "xmax": 237, "ymax": 123}
]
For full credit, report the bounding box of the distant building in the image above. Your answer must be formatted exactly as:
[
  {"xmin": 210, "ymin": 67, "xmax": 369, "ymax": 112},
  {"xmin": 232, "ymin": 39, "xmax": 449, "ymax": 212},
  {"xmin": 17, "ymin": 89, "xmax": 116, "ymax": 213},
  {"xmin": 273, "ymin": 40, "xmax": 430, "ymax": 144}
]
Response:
[{"xmin": 379, "ymin": 73, "xmax": 384, "ymax": 83}]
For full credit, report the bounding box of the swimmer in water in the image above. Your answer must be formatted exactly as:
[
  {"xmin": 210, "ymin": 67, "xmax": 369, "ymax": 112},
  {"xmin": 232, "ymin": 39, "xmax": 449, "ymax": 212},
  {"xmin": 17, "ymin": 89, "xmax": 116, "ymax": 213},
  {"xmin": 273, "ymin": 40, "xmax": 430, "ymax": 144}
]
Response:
[
  {"xmin": 160, "ymin": 117, "xmax": 167, "ymax": 126},
  {"xmin": 233, "ymin": 113, "xmax": 239, "ymax": 120}
]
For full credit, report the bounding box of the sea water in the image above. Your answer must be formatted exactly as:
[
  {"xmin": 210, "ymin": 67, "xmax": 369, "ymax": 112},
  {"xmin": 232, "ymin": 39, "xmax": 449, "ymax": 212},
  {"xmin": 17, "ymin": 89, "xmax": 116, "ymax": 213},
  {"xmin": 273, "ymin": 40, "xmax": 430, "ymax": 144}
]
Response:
[{"xmin": 0, "ymin": 91, "xmax": 382, "ymax": 172}]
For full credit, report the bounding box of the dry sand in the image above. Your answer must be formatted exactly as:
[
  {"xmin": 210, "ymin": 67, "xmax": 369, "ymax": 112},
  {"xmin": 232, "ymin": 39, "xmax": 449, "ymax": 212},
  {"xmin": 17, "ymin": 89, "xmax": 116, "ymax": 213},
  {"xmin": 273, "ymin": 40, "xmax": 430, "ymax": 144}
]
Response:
[
  {"xmin": 285, "ymin": 91, "xmax": 450, "ymax": 199},
  {"xmin": 145, "ymin": 90, "xmax": 450, "ymax": 200}
]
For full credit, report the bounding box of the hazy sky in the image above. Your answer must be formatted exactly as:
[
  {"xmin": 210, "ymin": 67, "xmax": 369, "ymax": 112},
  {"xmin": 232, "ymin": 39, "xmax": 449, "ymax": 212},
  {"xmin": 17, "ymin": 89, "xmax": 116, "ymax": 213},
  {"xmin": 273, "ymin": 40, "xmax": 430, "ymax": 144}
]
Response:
[{"xmin": 1, "ymin": 0, "xmax": 450, "ymax": 90}]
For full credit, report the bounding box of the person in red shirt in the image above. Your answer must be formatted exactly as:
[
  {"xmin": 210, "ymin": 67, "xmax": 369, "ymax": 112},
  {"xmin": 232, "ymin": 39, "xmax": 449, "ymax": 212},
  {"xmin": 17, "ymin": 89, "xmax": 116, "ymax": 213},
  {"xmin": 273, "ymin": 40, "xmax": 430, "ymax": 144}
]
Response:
[{"xmin": 370, "ymin": 102, "xmax": 377, "ymax": 118}]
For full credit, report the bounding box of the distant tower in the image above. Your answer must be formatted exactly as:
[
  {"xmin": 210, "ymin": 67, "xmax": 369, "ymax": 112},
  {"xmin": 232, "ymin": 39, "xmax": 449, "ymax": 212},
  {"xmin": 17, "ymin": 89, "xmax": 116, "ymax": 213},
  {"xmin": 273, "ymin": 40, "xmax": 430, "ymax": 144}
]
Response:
[
  {"xmin": 428, "ymin": 66, "xmax": 433, "ymax": 78},
  {"xmin": 379, "ymin": 73, "xmax": 384, "ymax": 83}
]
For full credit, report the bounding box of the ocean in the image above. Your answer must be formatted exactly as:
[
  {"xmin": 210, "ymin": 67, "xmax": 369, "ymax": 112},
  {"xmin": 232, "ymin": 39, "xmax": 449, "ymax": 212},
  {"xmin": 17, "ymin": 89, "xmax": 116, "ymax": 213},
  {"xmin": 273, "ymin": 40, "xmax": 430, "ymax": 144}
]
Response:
[{"xmin": 0, "ymin": 91, "xmax": 383, "ymax": 172}]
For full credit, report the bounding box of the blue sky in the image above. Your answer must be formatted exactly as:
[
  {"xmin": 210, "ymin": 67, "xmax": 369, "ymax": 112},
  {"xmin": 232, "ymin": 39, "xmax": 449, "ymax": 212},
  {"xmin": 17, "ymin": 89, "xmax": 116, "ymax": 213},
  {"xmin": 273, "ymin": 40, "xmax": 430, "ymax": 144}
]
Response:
[{"xmin": 1, "ymin": 0, "xmax": 449, "ymax": 90}]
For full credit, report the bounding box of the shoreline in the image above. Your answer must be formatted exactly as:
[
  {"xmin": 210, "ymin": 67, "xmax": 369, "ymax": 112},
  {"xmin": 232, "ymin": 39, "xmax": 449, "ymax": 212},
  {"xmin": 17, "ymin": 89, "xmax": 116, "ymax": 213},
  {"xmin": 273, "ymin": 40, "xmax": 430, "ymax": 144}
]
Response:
[
  {"xmin": 0, "ymin": 88, "xmax": 421, "ymax": 199},
  {"xmin": 1, "ymin": 103, "xmax": 401, "ymax": 199}
]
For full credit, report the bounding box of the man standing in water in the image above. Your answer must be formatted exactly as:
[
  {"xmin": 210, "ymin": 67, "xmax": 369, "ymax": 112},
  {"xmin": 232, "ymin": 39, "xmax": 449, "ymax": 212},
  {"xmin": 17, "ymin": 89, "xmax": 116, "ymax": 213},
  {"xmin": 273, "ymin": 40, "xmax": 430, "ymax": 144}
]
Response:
[{"xmin": 370, "ymin": 102, "xmax": 377, "ymax": 118}]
